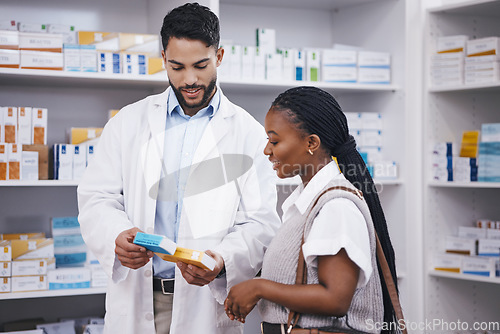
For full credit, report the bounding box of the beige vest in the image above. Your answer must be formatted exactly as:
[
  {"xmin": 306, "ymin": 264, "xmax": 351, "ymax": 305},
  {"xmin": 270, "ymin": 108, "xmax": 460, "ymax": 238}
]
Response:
[{"xmin": 258, "ymin": 177, "xmax": 383, "ymax": 333}]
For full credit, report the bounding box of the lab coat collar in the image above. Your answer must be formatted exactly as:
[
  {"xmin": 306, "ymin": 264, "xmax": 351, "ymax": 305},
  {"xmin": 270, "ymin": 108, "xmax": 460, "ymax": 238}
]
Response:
[{"xmin": 281, "ymin": 161, "xmax": 342, "ymax": 216}]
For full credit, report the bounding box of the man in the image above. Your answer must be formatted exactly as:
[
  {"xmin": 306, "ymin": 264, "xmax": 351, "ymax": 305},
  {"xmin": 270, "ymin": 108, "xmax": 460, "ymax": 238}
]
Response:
[{"xmin": 77, "ymin": 3, "xmax": 280, "ymax": 333}]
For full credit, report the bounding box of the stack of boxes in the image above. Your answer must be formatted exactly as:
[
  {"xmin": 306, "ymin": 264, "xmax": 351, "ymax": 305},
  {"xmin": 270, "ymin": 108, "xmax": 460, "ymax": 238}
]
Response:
[
  {"xmin": 49, "ymin": 217, "xmax": 92, "ymax": 290},
  {"xmin": 321, "ymin": 49, "xmax": 357, "ymax": 83},
  {"xmin": 0, "ymin": 21, "xmax": 164, "ymax": 75},
  {"xmin": 432, "ymin": 142, "xmax": 453, "ymax": 182},
  {"xmin": 430, "ymin": 35, "xmax": 467, "ymax": 87},
  {"xmin": 53, "ymin": 127, "xmax": 101, "ymax": 180},
  {"xmin": 0, "ymin": 233, "xmax": 55, "ymax": 293},
  {"xmin": 0, "ymin": 106, "xmax": 48, "ymax": 181},
  {"xmin": 433, "ymin": 221, "xmax": 500, "ymax": 277},
  {"xmin": 0, "ymin": 217, "xmax": 106, "ymax": 294},
  {"xmin": 478, "ymin": 123, "xmax": 500, "ymax": 182},
  {"xmin": 78, "ymin": 31, "xmax": 162, "ymax": 75},
  {"xmin": 465, "ymin": 37, "xmax": 500, "ymax": 84},
  {"xmin": 345, "ymin": 112, "xmax": 398, "ymax": 180},
  {"xmin": 430, "ymin": 35, "xmax": 500, "ymax": 87},
  {"xmin": 219, "ymin": 28, "xmax": 391, "ymax": 84},
  {"xmin": 432, "ymin": 138, "xmax": 479, "ymax": 183}
]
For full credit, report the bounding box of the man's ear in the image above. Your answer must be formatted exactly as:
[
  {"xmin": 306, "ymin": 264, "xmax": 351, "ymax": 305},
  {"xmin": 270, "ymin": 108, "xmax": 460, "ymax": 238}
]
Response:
[
  {"xmin": 216, "ymin": 47, "xmax": 224, "ymax": 67},
  {"xmin": 161, "ymin": 50, "xmax": 166, "ymax": 69}
]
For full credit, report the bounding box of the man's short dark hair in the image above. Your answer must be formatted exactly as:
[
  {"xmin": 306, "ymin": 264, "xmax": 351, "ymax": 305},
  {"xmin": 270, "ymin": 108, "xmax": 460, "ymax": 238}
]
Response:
[{"xmin": 160, "ymin": 2, "xmax": 220, "ymax": 51}]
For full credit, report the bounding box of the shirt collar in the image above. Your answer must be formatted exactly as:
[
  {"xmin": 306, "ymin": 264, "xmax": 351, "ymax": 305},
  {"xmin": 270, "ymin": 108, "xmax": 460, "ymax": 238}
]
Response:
[
  {"xmin": 281, "ymin": 160, "xmax": 342, "ymax": 215},
  {"xmin": 167, "ymin": 86, "xmax": 220, "ymax": 119}
]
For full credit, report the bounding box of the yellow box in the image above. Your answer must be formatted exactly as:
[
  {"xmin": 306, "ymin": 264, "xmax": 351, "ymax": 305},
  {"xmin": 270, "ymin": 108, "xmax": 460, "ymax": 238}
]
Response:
[
  {"xmin": 78, "ymin": 31, "xmax": 159, "ymax": 56},
  {"xmin": 11, "ymin": 238, "xmax": 54, "ymax": 260},
  {"xmin": 156, "ymin": 246, "xmax": 216, "ymax": 270},
  {"xmin": 148, "ymin": 57, "xmax": 164, "ymax": 75},
  {"xmin": 1, "ymin": 232, "xmax": 45, "ymax": 240},
  {"xmin": 78, "ymin": 31, "xmax": 120, "ymax": 51},
  {"xmin": 108, "ymin": 109, "xmax": 120, "ymax": 119},
  {"xmin": 68, "ymin": 127, "xmax": 103, "ymax": 145},
  {"xmin": 460, "ymin": 131, "xmax": 480, "ymax": 158}
]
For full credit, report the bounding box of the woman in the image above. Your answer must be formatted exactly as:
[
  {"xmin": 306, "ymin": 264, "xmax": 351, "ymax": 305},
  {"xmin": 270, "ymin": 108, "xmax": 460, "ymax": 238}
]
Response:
[{"xmin": 224, "ymin": 86, "xmax": 399, "ymax": 334}]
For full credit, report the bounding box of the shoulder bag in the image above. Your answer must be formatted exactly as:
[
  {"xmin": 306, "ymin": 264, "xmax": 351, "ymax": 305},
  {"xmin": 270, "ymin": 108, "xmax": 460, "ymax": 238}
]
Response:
[{"xmin": 285, "ymin": 186, "xmax": 408, "ymax": 334}]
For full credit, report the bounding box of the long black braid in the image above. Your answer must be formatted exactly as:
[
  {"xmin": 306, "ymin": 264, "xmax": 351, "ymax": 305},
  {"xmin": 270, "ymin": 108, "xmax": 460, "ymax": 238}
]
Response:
[{"xmin": 272, "ymin": 86, "xmax": 399, "ymax": 334}]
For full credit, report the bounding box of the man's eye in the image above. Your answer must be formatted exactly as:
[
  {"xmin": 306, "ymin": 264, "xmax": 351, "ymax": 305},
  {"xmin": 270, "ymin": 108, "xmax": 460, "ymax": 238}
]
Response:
[
  {"xmin": 196, "ymin": 65, "xmax": 207, "ymax": 69},
  {"xmin": 172, "ymin": 67, "xmax": 182, "ymax": 71}
]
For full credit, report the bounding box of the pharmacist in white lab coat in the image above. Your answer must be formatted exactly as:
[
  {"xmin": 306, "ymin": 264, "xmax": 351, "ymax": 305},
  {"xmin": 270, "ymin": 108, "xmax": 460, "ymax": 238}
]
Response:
[{"xmin": 77, "ymin": 3, "xmax": 280, "ymax": 334}]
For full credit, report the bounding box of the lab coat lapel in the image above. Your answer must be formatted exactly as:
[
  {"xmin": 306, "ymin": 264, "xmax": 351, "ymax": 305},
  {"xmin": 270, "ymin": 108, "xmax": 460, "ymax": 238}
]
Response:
[
  {"xmin": 191, "ymin": 93, "xmax": 234, "ymax": 169},
  {"xmin": 143, "ymin": 88, "xmax": 169, "ymax": 202}
]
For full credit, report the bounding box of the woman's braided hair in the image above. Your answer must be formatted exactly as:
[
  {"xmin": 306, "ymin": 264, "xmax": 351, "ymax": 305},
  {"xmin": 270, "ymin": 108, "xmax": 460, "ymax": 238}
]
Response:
[{"xmin": 271, "ymin": 86, "xmax": 398, "ymax": 334}]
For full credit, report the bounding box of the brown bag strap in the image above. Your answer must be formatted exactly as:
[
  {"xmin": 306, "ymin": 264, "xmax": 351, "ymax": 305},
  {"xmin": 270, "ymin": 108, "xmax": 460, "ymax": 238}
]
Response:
[
  {"xmin": 287, "ymin": 186, "xmax": 407, "ymax": 334},
  {"xmin": 287, "ymin": 235, "xmax": 306, "ymax": 332},
  {"xmin": 375, "ymin": 232, "xmax": 408, "ymax": 334}
]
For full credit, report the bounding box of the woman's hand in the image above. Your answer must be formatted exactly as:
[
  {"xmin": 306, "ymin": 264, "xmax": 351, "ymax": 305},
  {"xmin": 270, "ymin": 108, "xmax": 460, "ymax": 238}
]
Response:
[{"xmin": 224, "ymin": 278, "xmax": 263, "ymax": 323}]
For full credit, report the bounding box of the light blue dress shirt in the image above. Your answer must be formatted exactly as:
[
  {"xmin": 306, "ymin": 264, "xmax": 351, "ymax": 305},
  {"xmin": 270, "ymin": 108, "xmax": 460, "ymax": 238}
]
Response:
[{"xmin": 153, "ymin": 88, "xmax": 220, "ymax": 279}]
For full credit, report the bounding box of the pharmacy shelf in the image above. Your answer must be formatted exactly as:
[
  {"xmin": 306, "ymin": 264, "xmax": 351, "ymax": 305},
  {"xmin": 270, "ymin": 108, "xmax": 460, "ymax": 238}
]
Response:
[
  {"xmin": 0, "ymin": 180, "xmax": 79, "ymax": 187},
  {"xmin": 429, "ymin": 270, "xmax": 500, "ymax": 285},
  {"xmin": 0, "ymin": 287, "xmax": 106, "ymax": 300},
  {"xmin": 429, "ymin": 81, "xmax": 500, "ymax": 93},
  {"xmin": 0, "ymin": 68, "xmax": 169, "ymax": 89},
  {"xmin": 428, "ymin": 181, "xmax": 500, "ymax": 189},
  {"xmin": 220, "ymin": 78, "xmax": 399, "ymax": 94},
  {"xmin": 0, "ymin": 68, "xmax": 398, "ymax": 93},
  {"xmin": 220, "ymin": 0, "xmax": 383, "ymax": 11},
  {"xmin": 427, "ymin": 0, "xmax": 500, "ymax": 16}
]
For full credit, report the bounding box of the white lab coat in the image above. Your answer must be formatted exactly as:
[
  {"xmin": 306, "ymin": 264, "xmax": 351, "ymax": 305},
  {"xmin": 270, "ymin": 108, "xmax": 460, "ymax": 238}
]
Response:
[{"xmin": 77, "ymin": 87, "xmax": 280, "ymax": 334}]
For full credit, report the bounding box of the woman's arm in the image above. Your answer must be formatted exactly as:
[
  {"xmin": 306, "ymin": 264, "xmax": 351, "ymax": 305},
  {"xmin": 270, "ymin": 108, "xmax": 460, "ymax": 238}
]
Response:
[{"xmin": 224, "ymin": 248, "xmax": 359, "ymax": 322}]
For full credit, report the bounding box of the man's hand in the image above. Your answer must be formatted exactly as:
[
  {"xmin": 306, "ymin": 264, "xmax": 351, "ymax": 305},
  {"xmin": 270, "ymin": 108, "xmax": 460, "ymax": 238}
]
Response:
[
  {"xmin": 176, "ymin": 250, "xmax": 224, "ymax": 286},
  {"xmin": 115, "ymin": 227, "xmax": 154, "ymax": 269}
]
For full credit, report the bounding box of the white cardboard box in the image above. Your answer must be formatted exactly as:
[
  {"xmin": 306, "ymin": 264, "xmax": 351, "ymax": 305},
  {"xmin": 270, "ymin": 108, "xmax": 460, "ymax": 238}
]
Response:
[{"xmin": 11, "ymin": 275, "xmax": 48, "ymax": 292}]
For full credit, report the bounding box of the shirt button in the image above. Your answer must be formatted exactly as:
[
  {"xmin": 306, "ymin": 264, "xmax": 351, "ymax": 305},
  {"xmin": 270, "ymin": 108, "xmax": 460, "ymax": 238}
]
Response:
[
  {"xmin": 145, "ymin": 312, "xmax": 154, "ymax": 321},
  {"xmin": 144, "ymin": 270, "xmax": 152, "ymax": 277}
]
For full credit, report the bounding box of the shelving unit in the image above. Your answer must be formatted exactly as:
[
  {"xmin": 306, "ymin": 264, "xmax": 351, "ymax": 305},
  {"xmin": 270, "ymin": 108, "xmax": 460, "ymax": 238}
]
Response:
[
  {"xmin": 423, "ymin": 0, "xmax": 500, "ymax": 330},
  {"xmin": 429, "ymin": 270, "xmax": 500, "ymax": 285},
  {"xmin": 0, "ymin": 0, "xmax": 419, "ymax": 331},
  {"xmin": 0, "ymin": 287, "xmax": 107, "ymax": 301}
]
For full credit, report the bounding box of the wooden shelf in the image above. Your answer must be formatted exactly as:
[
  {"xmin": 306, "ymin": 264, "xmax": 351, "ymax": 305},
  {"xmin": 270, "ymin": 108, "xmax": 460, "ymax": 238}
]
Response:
[
  {"xmin": 0, "ymin": 287, "xmax": 106, "ymax": 300},
  {"xmin": 429, "ymin": 270, "xmax": 500, "ymax": 284}
]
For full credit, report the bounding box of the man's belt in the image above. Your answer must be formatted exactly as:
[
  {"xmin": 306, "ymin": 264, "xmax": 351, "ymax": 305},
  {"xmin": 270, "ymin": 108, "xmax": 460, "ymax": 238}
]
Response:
[{"xmin": 153, "ymin": 277, "xmax": 174, "ymax": 295}]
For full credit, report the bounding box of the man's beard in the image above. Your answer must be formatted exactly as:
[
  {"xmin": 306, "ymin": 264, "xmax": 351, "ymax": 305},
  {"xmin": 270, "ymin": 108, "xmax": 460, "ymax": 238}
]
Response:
[{"xmin": 170, "ymin": 77, "xmax": 217, "ymax": 113}]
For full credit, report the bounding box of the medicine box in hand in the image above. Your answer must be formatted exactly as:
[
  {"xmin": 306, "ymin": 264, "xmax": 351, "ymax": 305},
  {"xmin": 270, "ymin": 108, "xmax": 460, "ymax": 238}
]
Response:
[
  {"xmin": 133, "ymin": 232, "xmax": 177, "ymax": 255},
  {"xmin": 133, "ymin": 232, "xmax": 216, "ymax": 270}
]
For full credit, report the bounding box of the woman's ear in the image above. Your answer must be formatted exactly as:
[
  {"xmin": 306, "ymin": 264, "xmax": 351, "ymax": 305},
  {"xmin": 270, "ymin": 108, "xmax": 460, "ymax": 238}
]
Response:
[{"xmin": 307, "ymin": 134, "xmax": 322, "ymax": 154}]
